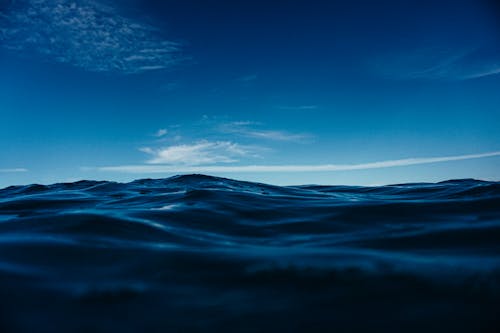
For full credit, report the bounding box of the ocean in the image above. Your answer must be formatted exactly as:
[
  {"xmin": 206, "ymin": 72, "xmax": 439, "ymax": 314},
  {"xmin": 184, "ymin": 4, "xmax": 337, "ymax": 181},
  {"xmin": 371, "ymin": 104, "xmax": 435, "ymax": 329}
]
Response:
[{"xmin": 0, "ymin": 175, "xmax": 499, "ymax": 332}]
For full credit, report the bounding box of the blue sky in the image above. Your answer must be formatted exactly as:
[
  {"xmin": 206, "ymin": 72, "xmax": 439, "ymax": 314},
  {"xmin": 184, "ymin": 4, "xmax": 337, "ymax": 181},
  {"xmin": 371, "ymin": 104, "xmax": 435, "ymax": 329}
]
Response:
[{"xmin": 0, "ymin": 0, "xmax": 499, "ymax": 187}]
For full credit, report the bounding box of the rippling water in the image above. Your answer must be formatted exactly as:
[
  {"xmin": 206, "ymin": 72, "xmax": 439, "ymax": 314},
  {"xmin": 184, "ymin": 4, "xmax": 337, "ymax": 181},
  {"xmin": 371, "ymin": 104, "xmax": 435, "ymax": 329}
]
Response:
[{"xmin": 0, "ymin": 175, "xmax": 499, "ymax": 332}]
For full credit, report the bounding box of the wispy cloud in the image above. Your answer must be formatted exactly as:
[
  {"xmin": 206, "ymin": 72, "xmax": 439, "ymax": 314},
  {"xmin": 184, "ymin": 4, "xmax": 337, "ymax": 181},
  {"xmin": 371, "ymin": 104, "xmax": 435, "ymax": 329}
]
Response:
[
  {"xmin": 0, "ymin": 168, "xmax": 28, "ymax": 173},
  {"xmin": 460, "ymin": 66, "xmax": 500, "ymax": 80},
  {"xmin": 219, "ymin": 121, "xmax": 312, "ymax": 142},
  {"xmin": 275, "ymin": 105, "xmax": 319, "ymax": 111},
  {"xmin": 139, "ymin": 140, "xmax": 261, "ymax": 165},
  {"xmin": 96, "ymin": 151, "xmax": 500, "ymax": 173},
  {"xmin": 377, "ymin": 46, "xmax": 500, "ymax": 81},
  {"xmin": 154, "ymin": 129, "xmax": 168, "ymax": 138},
  {"xmin": 0, "ymin": 0, "xmax": 183, "ymax": 73}
]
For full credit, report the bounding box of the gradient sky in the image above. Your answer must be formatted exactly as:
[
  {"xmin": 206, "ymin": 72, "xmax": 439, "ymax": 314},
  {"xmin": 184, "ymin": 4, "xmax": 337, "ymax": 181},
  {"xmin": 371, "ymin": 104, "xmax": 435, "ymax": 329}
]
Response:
[{"xmin": 1, "ymin": 0, "xmax": 499, "ymax": 187}]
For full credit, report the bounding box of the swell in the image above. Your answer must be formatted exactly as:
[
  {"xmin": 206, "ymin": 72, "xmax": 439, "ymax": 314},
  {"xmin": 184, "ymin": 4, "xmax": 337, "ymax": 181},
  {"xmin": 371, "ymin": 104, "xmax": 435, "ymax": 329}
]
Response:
[
  {"xmin": 1, "ymin": 176, "xmax": 499, "ymax": 254},
  {"xmin": 0, "ymin": 175, "xmax": 500, "ymax": 332}
]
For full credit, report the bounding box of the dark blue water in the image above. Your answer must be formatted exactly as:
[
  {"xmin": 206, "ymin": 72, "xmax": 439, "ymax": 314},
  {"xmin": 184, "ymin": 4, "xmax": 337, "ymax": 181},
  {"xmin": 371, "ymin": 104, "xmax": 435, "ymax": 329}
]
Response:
[{"xmin": 0, "ymin": 175, "xmax": 499, "ymax": 332}]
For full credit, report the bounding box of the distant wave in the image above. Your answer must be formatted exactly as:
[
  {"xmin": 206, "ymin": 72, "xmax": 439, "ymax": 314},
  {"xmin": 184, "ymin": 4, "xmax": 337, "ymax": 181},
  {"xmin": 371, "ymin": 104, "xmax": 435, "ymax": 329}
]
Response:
[{"xmin": 0, "ymin": 175, "xmax": 499, "ymax": 332}]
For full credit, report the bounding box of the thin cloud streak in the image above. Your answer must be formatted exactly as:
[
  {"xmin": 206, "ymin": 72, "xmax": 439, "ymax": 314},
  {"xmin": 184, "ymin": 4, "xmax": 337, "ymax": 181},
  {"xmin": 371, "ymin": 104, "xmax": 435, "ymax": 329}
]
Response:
[
  {"xmin": 219, "ymin": 121, "xmax": 312, "ymax": 142},
  {"xmin": 275, "ymin": 105, "xmax": 319, "ymax": 110},
  {"xmin": 378, "ymin": 46, "xmax": 500, "ymax": 81},
  {"xmin": 461, "ymin": 66, "xmax": 500, "ymax": 80},
  {"xmin": 0, "ymin": 168, "xmax": 28, "ymax": 173},
  {"xmin": 96, "ymin": 151, "xmax": 500, "ymax": 173}
]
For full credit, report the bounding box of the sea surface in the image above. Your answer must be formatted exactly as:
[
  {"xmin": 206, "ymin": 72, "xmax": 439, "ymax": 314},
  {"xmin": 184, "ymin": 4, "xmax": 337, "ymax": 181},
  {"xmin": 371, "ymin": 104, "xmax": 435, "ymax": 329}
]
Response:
[{"xmin": 0, "ymin": 175, "xmax": 499, "ymax": 332}]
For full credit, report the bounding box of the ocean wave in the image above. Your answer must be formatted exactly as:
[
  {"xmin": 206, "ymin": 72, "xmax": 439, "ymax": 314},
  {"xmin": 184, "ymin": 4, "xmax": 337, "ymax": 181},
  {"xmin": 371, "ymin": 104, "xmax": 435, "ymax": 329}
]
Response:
[{"xmin": 0, "ymin": 175, "xmax": 499, "ymax": 332}]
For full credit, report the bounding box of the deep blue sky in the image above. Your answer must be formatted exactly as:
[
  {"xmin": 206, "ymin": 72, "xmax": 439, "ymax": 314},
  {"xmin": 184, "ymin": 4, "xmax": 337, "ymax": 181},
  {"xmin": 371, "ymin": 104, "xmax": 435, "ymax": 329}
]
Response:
[{"xmin": 1, "ymin": 0, "xmax": 499, "ymax": 186}]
